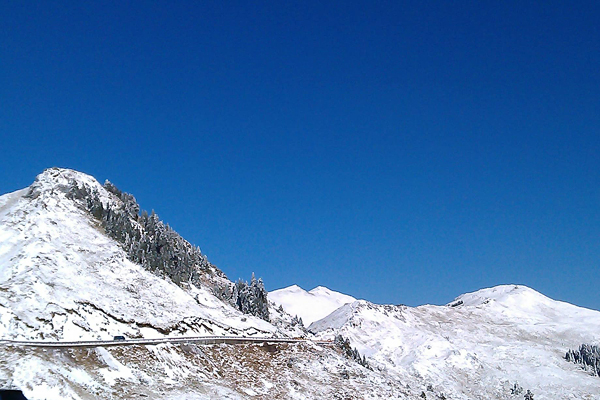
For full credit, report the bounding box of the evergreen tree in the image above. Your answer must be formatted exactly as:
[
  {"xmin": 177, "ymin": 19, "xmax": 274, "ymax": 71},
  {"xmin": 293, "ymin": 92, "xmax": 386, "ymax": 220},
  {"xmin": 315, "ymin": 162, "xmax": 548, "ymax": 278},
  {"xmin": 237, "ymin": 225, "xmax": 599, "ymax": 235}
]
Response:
[
  {"xmin": 232, "ymin": 274, "xmax": 270, "ymax": 321},
  {"xmin": 334, "ymin": 335, "xmax": 370, "ymax": 369}
]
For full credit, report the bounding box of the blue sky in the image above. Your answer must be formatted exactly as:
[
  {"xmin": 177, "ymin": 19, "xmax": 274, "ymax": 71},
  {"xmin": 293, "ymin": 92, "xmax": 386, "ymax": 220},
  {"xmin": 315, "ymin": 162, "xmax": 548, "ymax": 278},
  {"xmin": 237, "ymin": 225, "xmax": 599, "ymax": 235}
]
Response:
[{"xmin": 1, "ymin": 2, "xmax": 599, "ymax": 309}]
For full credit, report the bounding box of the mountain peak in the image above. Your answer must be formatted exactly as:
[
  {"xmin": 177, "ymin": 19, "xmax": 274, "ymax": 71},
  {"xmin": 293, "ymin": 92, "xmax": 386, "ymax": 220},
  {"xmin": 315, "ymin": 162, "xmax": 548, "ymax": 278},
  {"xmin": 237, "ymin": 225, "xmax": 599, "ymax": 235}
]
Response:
[
  {"xmin": 308, "ymin": 284, "xmax": 600, "ymax": 399},
  {"xmin": 25, "ymin": 167, "xmax": 112, "ymax": 205},
  {"xmin": 32, "ymin": 167, "xmax": 100, "ymax": 189},
  {"xmin": 308, "ymin": 286, "xmax": 334, "ymax": 294},
  {"xmin": 269, "ymin": 285, "xmax": 356, "ymax": 326},
  {"xmin": 448, "ymin": 284, "xmax": 551, "ymax": 308}
]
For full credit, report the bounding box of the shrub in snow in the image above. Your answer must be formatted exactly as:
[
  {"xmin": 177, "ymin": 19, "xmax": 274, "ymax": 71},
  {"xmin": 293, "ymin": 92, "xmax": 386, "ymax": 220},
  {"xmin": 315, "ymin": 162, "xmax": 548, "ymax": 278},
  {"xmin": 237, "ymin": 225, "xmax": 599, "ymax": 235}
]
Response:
[
  {"xmin": 511, "ymin": 382, "xmax": 524, "ymax": 395},
  {"xmin": 524, "ymin": 389, "xmax": 534, "ymax": 400}
]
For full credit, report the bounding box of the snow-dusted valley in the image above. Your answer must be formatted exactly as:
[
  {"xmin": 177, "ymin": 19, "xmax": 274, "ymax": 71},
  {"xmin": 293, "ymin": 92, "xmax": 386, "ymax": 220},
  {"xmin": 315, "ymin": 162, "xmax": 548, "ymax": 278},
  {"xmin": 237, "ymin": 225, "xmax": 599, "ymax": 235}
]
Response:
[{"xmin": 1, "ymin": 168, "xmax": 599, "ymax": 399}]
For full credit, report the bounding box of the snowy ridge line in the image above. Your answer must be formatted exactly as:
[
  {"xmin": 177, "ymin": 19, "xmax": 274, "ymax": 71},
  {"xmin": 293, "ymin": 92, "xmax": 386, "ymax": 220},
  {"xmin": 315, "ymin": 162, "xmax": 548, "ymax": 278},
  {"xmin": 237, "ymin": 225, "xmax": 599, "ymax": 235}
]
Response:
[{"xmin": 0, "ymin": 336, "xmax": 333, "ymax": 348}]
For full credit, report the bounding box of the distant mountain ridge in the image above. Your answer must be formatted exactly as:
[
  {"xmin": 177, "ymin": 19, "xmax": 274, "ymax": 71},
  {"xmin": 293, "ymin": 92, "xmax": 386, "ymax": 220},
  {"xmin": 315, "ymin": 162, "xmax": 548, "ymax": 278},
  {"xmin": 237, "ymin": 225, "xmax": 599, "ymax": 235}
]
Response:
[
  {"xmin": 268, "ymin": 284, "xmax": 356, "ymax": 325},
  {"xmin": 309, "ymin": 284, "xmax": 600, "ymax": 399}
]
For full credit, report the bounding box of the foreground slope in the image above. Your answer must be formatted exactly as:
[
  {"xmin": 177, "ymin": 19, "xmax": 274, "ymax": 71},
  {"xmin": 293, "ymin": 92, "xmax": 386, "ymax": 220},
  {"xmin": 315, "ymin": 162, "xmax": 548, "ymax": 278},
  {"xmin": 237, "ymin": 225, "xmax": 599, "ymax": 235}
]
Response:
[
  {"xmin": 310, "ymin": 284, "xmax": 600, "ymax": 399},
  {"xmin": 0, "ymin": 168, "xmax": 413, "ymax": 399},
  {"xmin": 269, "ymin": 285, "xmax": 356, "ymax": 326}
]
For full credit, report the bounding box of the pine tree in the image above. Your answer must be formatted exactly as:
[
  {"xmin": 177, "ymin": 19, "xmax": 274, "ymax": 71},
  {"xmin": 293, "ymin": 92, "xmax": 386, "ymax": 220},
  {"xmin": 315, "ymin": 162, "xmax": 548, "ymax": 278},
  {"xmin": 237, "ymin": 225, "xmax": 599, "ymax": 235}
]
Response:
[{"xmin": 232, "ymin": 275, "xmax": 270, "ymax": 321}]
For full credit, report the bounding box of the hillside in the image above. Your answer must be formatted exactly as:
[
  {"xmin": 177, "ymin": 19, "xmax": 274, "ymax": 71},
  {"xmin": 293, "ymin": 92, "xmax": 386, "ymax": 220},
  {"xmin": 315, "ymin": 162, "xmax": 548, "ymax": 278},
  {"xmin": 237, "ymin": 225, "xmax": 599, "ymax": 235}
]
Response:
[
  {"xmin": 309, "ymin": 285, "xmax": 600, "ymax": 399},
  {"xmin": 0, "ymin": 168, "xmax": 411, "ymax": 399}
]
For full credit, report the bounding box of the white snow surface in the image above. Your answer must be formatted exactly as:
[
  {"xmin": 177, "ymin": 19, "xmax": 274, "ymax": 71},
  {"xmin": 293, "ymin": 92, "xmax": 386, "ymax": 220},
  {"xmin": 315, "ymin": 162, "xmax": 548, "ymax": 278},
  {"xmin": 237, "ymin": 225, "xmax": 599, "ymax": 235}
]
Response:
[
  {"xmin": 310, "ymin": 284, "xmax": 600, "ymax": 399},
  {"xmin": 269, "ymin": 284, "xmax": 356, "ymax": 326}
]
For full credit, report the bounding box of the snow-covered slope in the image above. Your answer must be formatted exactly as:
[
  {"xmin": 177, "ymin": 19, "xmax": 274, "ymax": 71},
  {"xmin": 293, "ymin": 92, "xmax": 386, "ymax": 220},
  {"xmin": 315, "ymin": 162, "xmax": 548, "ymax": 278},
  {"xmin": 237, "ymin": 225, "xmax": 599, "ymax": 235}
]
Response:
[
  {"xmin": 310, "ymin": 284, "xmax": 600, "ymax": 399},
  {"xmin": 0, "ymin": 168, "xmax": 416, "ymax": 400},
  {"xmin": 269, "ymin": 285, "xmax": 356, "ymax": 326},
  {"xmin": 0, "ymin": 168, "xmax": 275, "ymax": 342}
]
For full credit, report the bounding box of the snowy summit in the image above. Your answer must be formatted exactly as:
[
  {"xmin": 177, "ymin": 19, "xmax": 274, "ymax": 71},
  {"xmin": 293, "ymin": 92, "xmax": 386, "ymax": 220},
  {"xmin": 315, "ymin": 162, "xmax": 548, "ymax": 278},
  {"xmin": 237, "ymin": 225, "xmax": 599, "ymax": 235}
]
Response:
[{"xmin": 268, "ymin": 285, "xmax": 356, "ymax": 326}]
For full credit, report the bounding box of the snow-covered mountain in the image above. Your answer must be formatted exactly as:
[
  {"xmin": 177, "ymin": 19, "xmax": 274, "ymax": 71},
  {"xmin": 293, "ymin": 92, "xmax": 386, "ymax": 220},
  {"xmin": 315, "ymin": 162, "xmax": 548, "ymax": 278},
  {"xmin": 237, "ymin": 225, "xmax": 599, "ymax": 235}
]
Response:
[
  {"xmin": 269, "ymin": 285, "xmax": 356, "ymax": 326},
  {"xmin": 2, "ymin": 168, "xmax": 600, "ymax": 399},
  {"xmin": 0, "ymin": 168, "xmax": 274, "ymax": 343},
  {"xmin": 0, "ymin": 168, "xmax": 414, "ymax": 399},
  {"xmin": 310, "ymin": 284, "xmax": 600, "ymax": 399}
]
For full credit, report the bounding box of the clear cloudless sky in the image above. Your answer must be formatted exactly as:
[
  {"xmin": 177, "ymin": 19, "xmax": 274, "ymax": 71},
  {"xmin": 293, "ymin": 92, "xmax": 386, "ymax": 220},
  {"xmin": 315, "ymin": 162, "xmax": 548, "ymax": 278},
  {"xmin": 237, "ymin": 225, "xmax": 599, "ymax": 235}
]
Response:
[{"xmin": 1, "ymin": 1, "xmax": 599, "ymax": 309}]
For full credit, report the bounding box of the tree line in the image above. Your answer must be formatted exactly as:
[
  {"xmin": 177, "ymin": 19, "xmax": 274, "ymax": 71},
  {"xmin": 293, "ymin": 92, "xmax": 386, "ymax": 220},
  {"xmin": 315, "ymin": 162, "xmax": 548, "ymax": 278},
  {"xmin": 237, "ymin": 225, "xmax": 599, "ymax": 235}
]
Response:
[{"xmin": 66, "ymin": 178, "xmax": 270, "ymax": 321}]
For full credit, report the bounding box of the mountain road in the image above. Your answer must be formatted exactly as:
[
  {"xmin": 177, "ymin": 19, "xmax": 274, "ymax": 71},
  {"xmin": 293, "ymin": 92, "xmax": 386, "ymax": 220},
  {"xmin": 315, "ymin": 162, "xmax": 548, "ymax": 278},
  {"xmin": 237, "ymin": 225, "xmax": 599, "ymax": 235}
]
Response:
[{"xmin": 0, "ymin": 336, "xmax": 332, "ymax": 348}]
